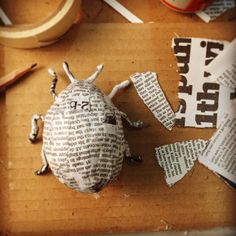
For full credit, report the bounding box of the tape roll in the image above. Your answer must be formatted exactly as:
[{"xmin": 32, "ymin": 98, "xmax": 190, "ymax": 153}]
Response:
[{"xmin": 0, "ymin": 0, "xmax": 81, "ymax": 49}]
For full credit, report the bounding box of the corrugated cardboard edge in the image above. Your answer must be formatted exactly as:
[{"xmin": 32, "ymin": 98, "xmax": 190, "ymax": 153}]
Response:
[
  {"xmin": 0, "ymin": 99, "xmax": 7, "ymax": 233},
  {"xmin": 0, "ymin": 0, "xmax": 81, "ymax": 49},
  {"xmin": 0, "ymin": 44, "xmax": 8, "ymax": 234}
]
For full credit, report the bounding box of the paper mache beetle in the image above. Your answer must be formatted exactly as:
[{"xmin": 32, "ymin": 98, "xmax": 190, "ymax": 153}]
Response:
[{"xmin": 28, "ymin": 62, "xmax": 143, "ymax": 193}]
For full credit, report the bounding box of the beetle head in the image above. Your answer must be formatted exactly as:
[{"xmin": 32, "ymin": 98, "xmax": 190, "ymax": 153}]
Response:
[{"xmin": 63, "ymin": 61, "xmax": 104, "ymax": 84}]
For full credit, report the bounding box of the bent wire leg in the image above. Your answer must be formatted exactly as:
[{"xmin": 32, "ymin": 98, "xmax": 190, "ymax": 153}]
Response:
[
  {"xmin": 48, "ymin": 68, "xmax": 58, "ymax": 99},
  {"xmin": 86, "ymin": 64, "xmax": 104, "ymax": 83},
  {"xmin": 35, "ymin": 150, "xmax": 49, "ymax": 175},
  {"xmin": 124, "ymin": 141, "xmax": 142, "ymax": 164},
  {"xmin": 28, "ymin": 114, "xmax": 44, "ymax": 143},
  {"xmin": 108, "ymin": 80, "xmax": 130, "ymax": 99},
  {"xmin": 120, "ymin": 111, "xmax": 143, "ymax": 129}
]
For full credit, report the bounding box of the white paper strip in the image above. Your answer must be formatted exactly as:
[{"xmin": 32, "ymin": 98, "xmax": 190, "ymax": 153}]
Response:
[
  {"xmin": 172, "ymin": 37, "xmax": 236, "ymax": 128},
  {"xmin": 0, "ymin": 7, "xmax": 12, "ymax": 26},
  {"xmin": 195, "ymin": 11, "xmax": 211, "ymax": 23},
  {"xmin": 103, "ymin": 0, "xmax": 143, "ymax": 23},
  {"xmin": 207, "ymin": 38, "xmax": 236, "ymax": 89},
  {"xmin": 199, "ymin": 107, "xmax": 236, "ymax": 184},
  {"xmin": 131, "ymin": 72, "xmax": 175, "ymax": 130},
  {"xmin": 155, "ymin": 139, "xmax": 208, "ymax": 186},
  {"xmin": 196, "ymin": 0, "xmax": 236, "ymax": 23}
]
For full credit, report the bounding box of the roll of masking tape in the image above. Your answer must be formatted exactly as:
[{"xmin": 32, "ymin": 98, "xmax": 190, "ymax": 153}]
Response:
[{"xmin": 0, "ymin": 0, "xmax": 81, "ymax": 49}]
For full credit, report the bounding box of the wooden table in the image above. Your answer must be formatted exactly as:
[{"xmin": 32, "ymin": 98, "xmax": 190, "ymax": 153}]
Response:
[{"xmin": 0, "ymin": 1, "xmax": 236, "ymax": 235}]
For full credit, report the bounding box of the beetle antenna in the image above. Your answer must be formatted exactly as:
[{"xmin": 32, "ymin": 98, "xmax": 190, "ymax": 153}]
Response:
[
  {"xmin": 86, "ymin": 64, "xmax": 104, "ymax": 83},
  {"xmin": 63, "ymin": 61, "xmax": 77, "ymax": 83}
]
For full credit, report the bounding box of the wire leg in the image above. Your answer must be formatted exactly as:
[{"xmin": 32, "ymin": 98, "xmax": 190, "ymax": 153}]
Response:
[
  {"xmin": 124, "ymin": 141, "xmax": 142, "ymax": 164},
  {"xmin": 120, "ymin": 112, "xmax": 143, "ymax": 128},
  {"xmin": 48, "ymin": 68, "xmax": 58, "ymax": 99},
  {"xmin": 108, "ymin": 80, "xmax": 130, "ymax": 99},
  {"xmin": 28, "ymin": 114, "xmax": 44, "ymax": 143},
  {"xmin": 35, "ymin": 150, "xmax": 49, "ymax": 175}
]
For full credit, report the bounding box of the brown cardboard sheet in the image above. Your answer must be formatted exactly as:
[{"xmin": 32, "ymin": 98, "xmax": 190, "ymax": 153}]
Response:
[{"xmin": 0, "ymin": 23, "xmax": 236, "ymax": 235}]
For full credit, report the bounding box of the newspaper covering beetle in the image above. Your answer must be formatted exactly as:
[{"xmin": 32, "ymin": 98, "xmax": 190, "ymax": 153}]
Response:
[{"xmin": 29, "ymin": 62, "xmax": 143, "ymax": 193}]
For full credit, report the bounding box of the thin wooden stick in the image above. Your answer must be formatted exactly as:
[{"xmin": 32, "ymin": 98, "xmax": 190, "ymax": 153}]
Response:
[{"xmin": 0, "ymin": 63, "xmax": 37, "ymax": 92}]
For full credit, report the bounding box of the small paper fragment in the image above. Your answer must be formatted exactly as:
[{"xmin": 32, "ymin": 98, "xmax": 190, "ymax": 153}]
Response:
[
  {"xmin": 103, "ymin": 0, "xmax": 143, "ymax": 23},
  {"xmin": 198, "ymin": 107, "xmax": 236, "ymax": 184},
  {"xmin": 155, "ymin": 139, "xmax": 208, "ymax": 186},
  {"xmin": 196, "ymin": 0, "xmax": 236, "ymax": 23},
  {"xmin": 206, "ymin": 38, "xmax": 236, "ymax": 89},
  {"xmin": 0, "ymin": 7, "xmax": 12, "ymax": 25},
  {"xmin": 131, "ymin": 72, "xmax": 175, "ymax": 130},
  {"xmin": 172, "ymin": 37, "xmax": 236, "ymax": 128}
]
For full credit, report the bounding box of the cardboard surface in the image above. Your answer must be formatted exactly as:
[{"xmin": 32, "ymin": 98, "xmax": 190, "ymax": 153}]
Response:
[{"xmin": 0, "ymin": 22, "xmax": 236, "ymax": 235}]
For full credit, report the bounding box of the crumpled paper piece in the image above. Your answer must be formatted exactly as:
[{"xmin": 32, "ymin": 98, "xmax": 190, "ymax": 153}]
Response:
[{"xmin": 155, "ymin": 139, "xmax": 208, "ymax": 186}]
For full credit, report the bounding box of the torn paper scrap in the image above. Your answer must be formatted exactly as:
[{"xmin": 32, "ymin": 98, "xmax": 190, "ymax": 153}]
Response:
[
  {"xmin": 198, "ymin": 108, "xmax": 236, "ymax": 184},
  {"xmin": 131, "ymin": 72, "xmax": 175, "ymax": 130},
  {"xmin": 219, "ymin": 174, "xmax": 236, "ymax": 191},
  {"xmin": 172, "ymin": 37, "xmax": 236, "ymax": 128},
  {"xmin": 103, "ymin": 0, "xmax": 143, "ymax": 23},
  {"xmin": 207, "ymin": 38, "xmax": 236, "ymax": 89},
  {"xmin": 155, "ymin": 139, "xmax": 208, "ymax": 186},
  {"xmin": 196, "ymin": 0, "xmax": 236, "ymax": 23},
  {"xmin": 0, "ymin": 7, "xmax": 12, "ymax": 26}
]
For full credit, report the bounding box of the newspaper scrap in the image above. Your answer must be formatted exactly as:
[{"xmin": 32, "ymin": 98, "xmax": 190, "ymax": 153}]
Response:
[
  {"xmin": 219, "ymin": 174, "xmax": 236, "ymax": 190},
  {"xmin": 155, "ymin": 139, "xmax": 208, "ymax": 186},
  {"xmin": 206, "ymin": 38, "xmax": 236, "ymax": 89},
  {"xmin": 198, "ymin": 108, "xmax": 236, "ymax": 184},
  {"xmin": 196, "ymin": 0, "xmax": 236, "ymax": 23},
  {"xmin": 130, "ymin": 72, "xmax": 175, "ymax": 130},
  {"xmin": 172, "ymin": 37, "xmax": 236, "ymax": 128}
]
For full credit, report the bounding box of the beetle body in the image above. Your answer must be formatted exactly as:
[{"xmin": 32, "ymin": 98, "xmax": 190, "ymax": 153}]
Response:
[{"xmin": 29, "ymin": 63, "xmax": 143, "ymax": 193}]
